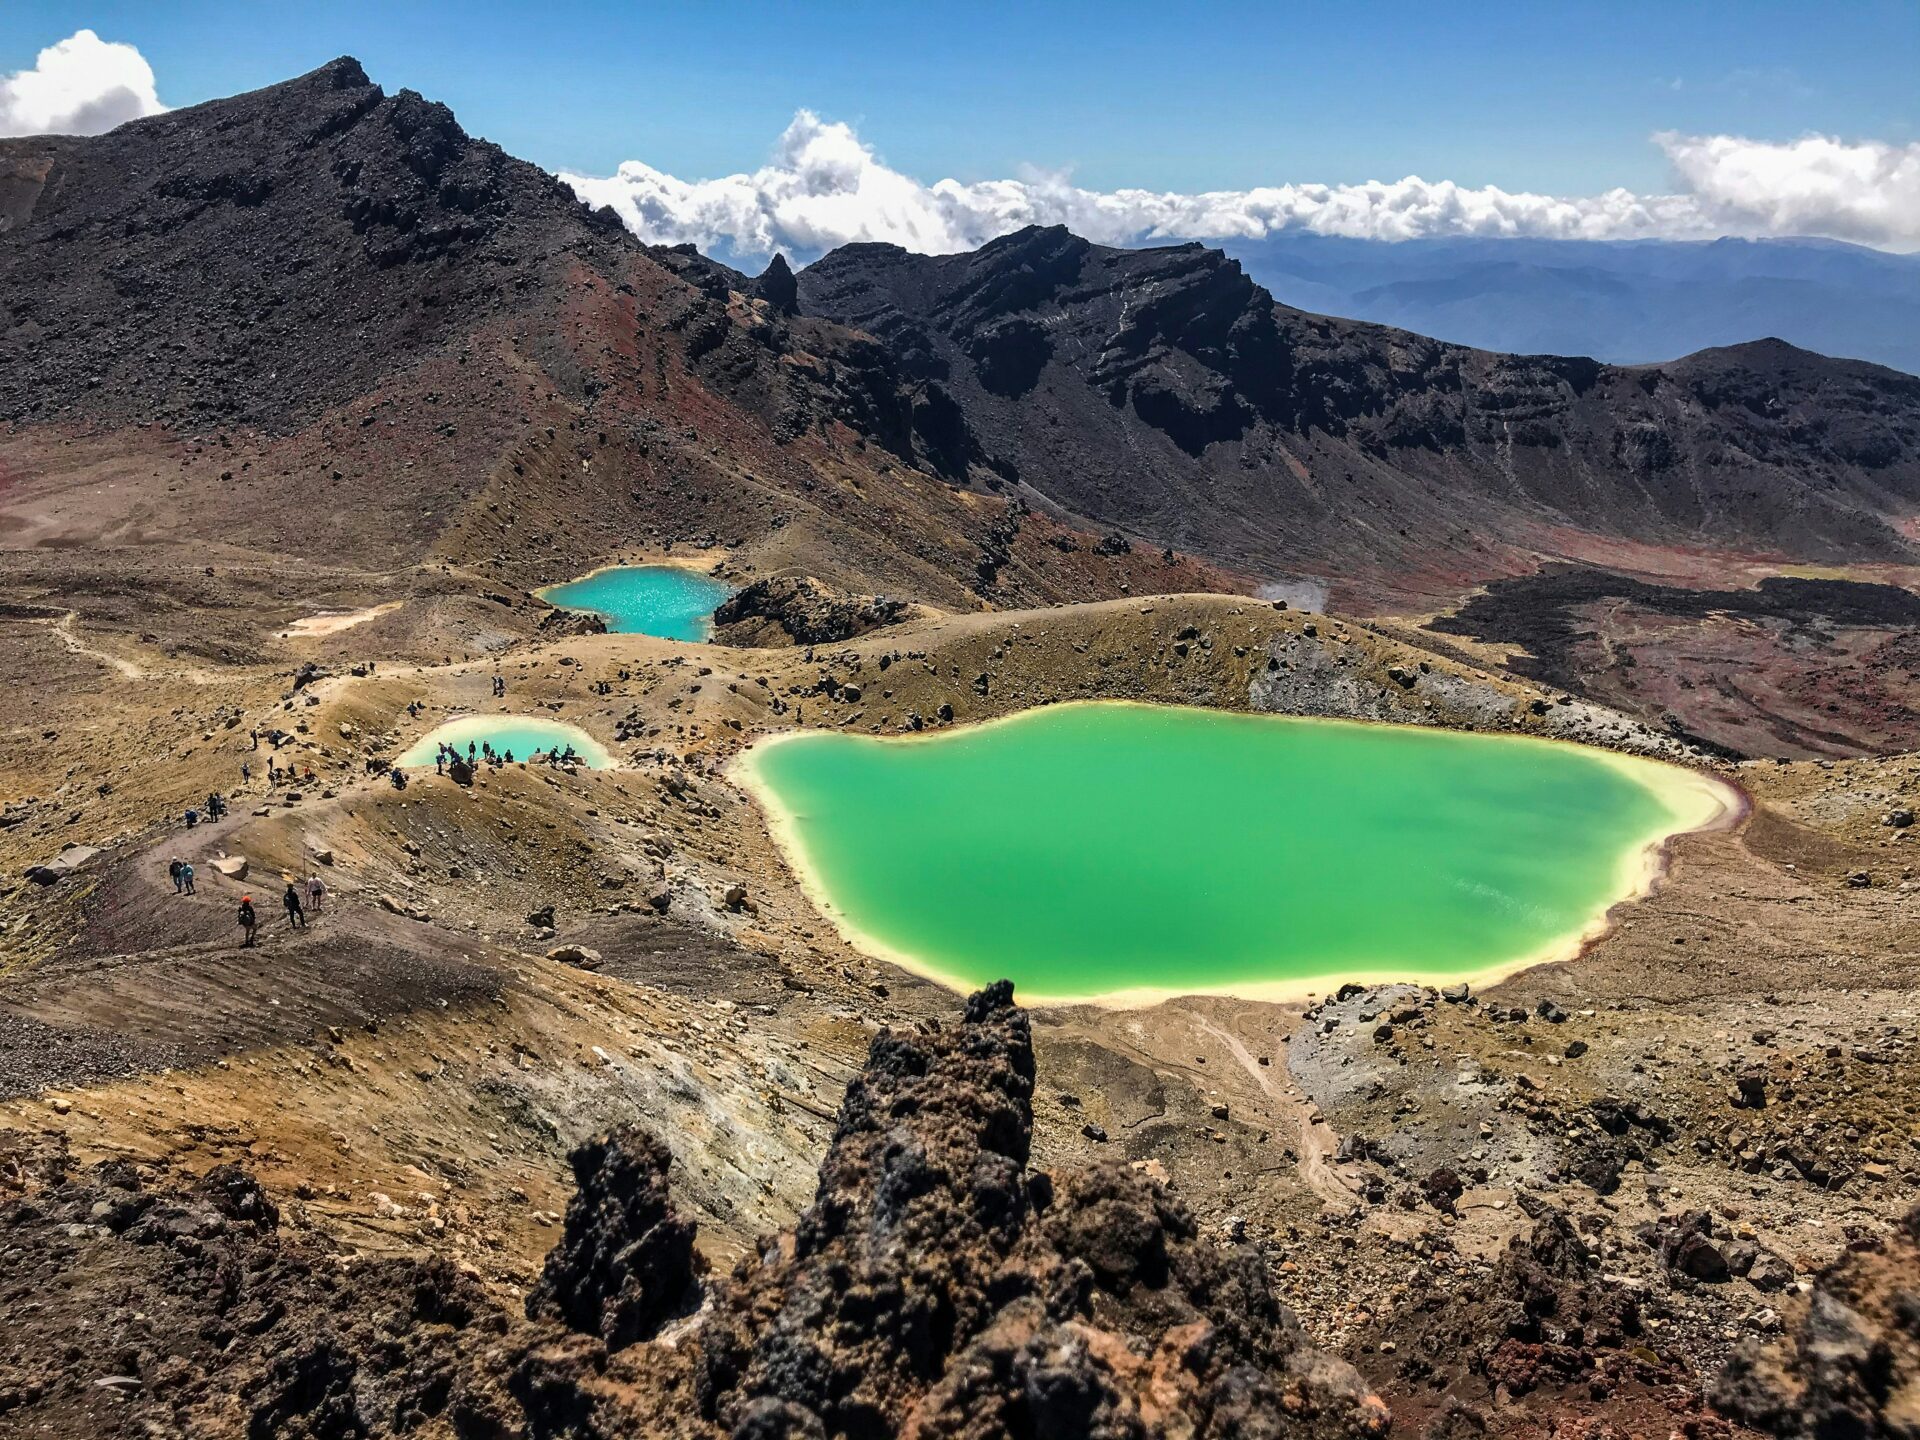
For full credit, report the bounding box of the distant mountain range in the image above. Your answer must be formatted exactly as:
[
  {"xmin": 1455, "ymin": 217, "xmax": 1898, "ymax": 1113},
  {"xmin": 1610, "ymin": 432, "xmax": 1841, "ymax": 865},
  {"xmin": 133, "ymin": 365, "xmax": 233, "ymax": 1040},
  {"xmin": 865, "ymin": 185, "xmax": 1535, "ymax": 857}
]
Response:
[
  {"xmin": 1215, "ymin": 234, "xmax": 1920, "ymax": 375},
  {"xmin": 5, "ymin": 58, "xmax": 1920, "ymax": 620}
]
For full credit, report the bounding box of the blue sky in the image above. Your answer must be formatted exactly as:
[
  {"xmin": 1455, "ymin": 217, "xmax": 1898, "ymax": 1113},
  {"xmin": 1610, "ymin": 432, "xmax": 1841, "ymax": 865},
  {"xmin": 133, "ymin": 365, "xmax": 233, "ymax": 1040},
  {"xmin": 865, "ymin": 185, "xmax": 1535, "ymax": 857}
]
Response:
[{"xmin": 3, "ymin": 0, "xmax": 1915, "ymax": 195}]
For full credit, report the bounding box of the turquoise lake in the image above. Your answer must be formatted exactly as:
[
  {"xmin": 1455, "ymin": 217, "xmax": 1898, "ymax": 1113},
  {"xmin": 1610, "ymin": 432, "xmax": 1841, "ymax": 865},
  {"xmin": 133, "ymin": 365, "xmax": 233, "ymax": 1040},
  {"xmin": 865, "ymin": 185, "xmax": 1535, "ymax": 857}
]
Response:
[
  {"xmin": 397, "ymin": 716, "xmax": 614, "ymax": 769},
  {"xmin": 538, "ymin": 565, "xmax": 731, "ymax": 641}
]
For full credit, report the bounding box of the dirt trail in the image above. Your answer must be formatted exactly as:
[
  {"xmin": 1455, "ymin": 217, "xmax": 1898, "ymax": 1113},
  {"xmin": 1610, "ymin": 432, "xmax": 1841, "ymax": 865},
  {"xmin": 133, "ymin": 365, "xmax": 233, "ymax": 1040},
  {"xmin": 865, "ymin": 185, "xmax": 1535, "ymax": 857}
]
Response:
[
  {"xmin": 45, "ymin": 610, "xmax": 145, "ymax": 679},
  {"xmin": 1192, "ymin": 1013, "xmax": 1358, "ymax": 1212},
  {"xmin": 41, "ymin": 609, "xmax": 235, "ymax": 685}
]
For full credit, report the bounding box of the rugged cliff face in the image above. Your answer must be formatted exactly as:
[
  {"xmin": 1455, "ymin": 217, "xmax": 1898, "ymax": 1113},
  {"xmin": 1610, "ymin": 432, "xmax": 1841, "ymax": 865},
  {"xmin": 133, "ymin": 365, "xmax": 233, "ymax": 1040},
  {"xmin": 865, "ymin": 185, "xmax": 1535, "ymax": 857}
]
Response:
[
  {"xmin": 798, "ymin": 226, "xmax": 1920, "ymax": 599},
  {"xmin": 0, "ymin": 985, "xmax": 1393, "ymax": 1439},
  {"xmin": 10, "ymin": 63, "xmax": 1920, "ymax": 618},
  {"xmin": 0, "ymin": 59, "xmax": 1218, "ymax": 615}
]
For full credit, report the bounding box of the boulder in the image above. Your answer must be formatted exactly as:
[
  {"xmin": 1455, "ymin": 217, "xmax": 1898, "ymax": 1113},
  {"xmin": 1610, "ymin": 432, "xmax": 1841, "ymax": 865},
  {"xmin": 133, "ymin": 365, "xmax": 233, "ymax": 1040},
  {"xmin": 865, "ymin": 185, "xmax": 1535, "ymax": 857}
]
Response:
[
  {"xmin": 525, "ymin": 1126, "xmax": 703, "ymax": 1348},
  {"xmin": 24, "ymin": 844, "xmax": 101, "ymax": 884},
  {"xmin": 1748, "ymin": 1249, "xmax": 1795, "ymax": 1293},
  {"xmin": 211, "ymin": 855, "xmax": 249, "ymax": 879},
  {"xmin": 1673, "ymin": 1231, "xmax": 1731, "ymax": 1282},
  {"xmin": 547, "ymin": 944, "xmax": 604, "ymax": 970}
]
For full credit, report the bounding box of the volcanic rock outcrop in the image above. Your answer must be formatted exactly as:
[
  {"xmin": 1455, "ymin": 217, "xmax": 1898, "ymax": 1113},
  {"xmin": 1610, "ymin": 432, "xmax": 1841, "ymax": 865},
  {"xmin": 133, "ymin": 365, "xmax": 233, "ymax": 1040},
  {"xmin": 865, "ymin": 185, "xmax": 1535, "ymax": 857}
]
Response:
[
  {"xmin": 525, "ymin": 1124, "xmax": 704, "ymax": 1348},
  {"xmin": 710, "ymin": 575, "xmax": 911, "ymax": 647},
  {"xmin": 0, "ymin": 987, "xmax": 1396, "ymax": 1439},
  {"xmin": 688, "ymin": 979, "xmax": 1388, "ymax": 1438},
  {"xmin": 798, "ymin": 225, "xmax": 1920, "ymax": 600},
  {"xmin": 1712, "ymin": 1203, "xmax": 1920, "ymax": 1439}
]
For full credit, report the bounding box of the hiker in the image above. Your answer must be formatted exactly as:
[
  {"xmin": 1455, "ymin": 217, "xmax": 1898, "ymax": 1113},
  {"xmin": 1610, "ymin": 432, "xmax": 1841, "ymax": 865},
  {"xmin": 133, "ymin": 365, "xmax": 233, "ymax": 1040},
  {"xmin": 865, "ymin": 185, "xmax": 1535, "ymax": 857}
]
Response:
[
  {"xmin": 249, "ymin": 726, "xmax": 259, "ymax": 750},
  {"xmin": 184, "ymin": 807, "xmax": 200, "ymax": 828},
  {"xmin": 502, "ymin": 748, "xmax": 514, "ymax": 764},
  {"xmin": 237, "ymin": 895, "xmax": 257, "ymax": 947},
  {"xmin": 390, "ymin": 767, "xmax": 408, "ymax": 791},
  {"xmin": 241, "ymin": 761, "xmax": 251, "ymax": 785},
  {"xmin": 283, "ymin": 882, "xmax": 305, "ymax": 929},
  {"xmin": 207, "ymin": 791, "xmax": 225, "ymax": 819},
  {"xmin": 266, "ymin": 758, "xmax": 277, "ymax": 788},
  {"xmin": 168, "ymin": 857, "xmax": 184, "ymax": 893},
  {"xmin": 306, "ymin": 874, "xmax": 325, "ymax": 914},
  {"xmin": 180, "ymin": 861, "xmax": 195, "ymax": 895},
  {"xmin": 435, "ymin": 751, "xmax": 445, "ymax": 775}
]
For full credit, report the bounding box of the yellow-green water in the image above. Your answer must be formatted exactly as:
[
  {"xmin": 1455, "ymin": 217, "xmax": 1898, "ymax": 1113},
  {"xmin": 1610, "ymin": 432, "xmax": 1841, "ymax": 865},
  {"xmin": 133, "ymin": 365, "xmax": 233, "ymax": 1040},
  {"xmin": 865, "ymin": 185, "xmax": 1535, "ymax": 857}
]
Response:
[{"xmin": 736, "ymin": 702, "xmax": 1731, "ymax": 1003}]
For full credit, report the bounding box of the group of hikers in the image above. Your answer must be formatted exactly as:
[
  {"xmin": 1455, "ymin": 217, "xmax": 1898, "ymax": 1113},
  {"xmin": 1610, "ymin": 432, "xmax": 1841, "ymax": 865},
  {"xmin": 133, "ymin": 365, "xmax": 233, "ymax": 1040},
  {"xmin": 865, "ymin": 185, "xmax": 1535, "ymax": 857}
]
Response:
[
  {"xmin": 177, "ymin": 674, "xmax": 544, "ymax": 951},
  {"xmin": 182, "ymin": 791, "xmax": 229, "ymax": 828},
  {"xmin": 232, "ymin": 875, "xmax": 325, "ymax": 947},
  {"xmin": 241, "ymin": 755, "xmax": 317, "ymax": 789},
  {"xmin": 430, "ymin": 738, "xmax": 580, "ymax": 774},
  {"xmin": 168, "ymin": 852, "xmax": 324, "ymax": 948}
]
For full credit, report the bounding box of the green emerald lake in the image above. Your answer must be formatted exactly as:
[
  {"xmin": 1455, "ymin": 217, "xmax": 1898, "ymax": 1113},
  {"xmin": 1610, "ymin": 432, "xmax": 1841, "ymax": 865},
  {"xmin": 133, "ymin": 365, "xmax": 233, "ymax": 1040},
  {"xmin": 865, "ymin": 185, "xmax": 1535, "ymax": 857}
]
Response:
[
  {"xmin": 736, "ymin": 702, "xmax": 1730, "ymax": 1004},
  {"xmin": 538, "ymin": 565, "xmax": 731, "ymax": 641}
]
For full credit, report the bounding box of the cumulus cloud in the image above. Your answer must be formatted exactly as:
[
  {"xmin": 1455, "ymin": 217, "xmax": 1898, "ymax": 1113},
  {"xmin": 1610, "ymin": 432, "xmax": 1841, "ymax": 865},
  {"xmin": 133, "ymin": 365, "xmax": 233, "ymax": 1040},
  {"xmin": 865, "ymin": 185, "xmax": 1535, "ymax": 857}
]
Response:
[
  {"xmin": 0, "ymin": 28, "xmax": 166, "ymax": 138},
  {"xmin": 1656, "ymin": 131, "xmax": 1920, "ymax": 250},
  {"xmin": 564, "ymin": 113, "xmax": 1920, "ymax": 261}
]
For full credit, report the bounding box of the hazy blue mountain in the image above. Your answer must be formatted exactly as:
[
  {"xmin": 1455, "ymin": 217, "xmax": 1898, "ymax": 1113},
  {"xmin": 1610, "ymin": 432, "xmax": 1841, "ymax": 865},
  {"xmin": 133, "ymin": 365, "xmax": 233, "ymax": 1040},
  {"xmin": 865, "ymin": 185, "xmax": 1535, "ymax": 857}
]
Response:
[{"xmin": 1215, "ymin": 234, "xmax": 1920, "ymax": 373}]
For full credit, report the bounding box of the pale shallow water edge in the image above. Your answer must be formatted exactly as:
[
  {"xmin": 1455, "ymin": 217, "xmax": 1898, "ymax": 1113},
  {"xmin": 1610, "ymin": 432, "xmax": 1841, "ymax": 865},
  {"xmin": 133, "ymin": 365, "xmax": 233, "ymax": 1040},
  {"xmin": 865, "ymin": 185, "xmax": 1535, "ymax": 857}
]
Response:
[
  {"xmin": 397, "ymin": 714, "xmax": 616, "ymax": 769},
  {"xmin": 730, "ymin": 700, "xmax": 1746, "ymax": 1009}
]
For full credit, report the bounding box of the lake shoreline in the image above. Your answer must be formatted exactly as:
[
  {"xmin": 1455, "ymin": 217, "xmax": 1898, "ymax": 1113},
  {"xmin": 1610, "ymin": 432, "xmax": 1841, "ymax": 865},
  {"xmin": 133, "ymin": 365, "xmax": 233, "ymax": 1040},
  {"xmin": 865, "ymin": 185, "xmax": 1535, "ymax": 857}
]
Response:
[{"xmin": 730, "ymin": 699, "xmax": 1747, "ymax": 1009}]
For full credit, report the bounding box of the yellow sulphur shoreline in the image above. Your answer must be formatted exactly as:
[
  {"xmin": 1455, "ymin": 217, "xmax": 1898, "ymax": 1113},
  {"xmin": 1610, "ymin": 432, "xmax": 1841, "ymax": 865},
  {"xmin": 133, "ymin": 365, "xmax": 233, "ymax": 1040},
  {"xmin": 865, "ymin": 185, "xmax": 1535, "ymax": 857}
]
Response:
[{"xmin": 729, "ymin": 700, "xmax": 1745, "ymax": 1010}]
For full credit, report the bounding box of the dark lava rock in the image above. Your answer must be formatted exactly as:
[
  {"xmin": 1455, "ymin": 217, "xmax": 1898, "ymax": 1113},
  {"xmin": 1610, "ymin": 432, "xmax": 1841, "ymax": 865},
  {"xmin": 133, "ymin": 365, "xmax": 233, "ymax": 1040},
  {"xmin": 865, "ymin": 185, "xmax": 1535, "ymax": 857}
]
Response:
[
  {"xmin": 1355, "ymin": 1201, "xmax": 1647, "ymax": 1413},
  {"xmin": 1712, "ymin": 1203, "xmax": 1920, "ymax": 1438},
  {"xmin": 1570, "ymin": 1138, "xmax": 1630, "ymax": 1195},
  {"xmin": 1422, "ymin": 1167, "xmax": 1466, "ymax": 1214},
  {"xmin": 526, "ymin": 1125, "xmax": 704, "ymax": 1348},
  {"xmin": 711, "ymin": 575, "xmax": 908, "ymax": 648},
  {"xmin": 691, "ymin": 980, "xmax": 1390, "ymax": 1438},
  {"xmin": 755, "ymin": 253, "xmax": 800, "ymax": 315},
  {"xmin": 1643, "ymin": 1209, "xmax": 1732, "ymax": 1282}
]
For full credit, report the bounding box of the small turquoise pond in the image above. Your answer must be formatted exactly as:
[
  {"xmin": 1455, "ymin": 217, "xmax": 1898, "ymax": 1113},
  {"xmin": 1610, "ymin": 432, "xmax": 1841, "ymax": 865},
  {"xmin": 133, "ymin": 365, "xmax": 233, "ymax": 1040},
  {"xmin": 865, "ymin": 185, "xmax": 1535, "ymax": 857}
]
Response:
[
  {"xmin": 398, "ymin": 716, "xmax": 615, "ymax": 769},
  {"xmin": 538, "ymin": 565, "xmax": 732, "ymax": 641}
]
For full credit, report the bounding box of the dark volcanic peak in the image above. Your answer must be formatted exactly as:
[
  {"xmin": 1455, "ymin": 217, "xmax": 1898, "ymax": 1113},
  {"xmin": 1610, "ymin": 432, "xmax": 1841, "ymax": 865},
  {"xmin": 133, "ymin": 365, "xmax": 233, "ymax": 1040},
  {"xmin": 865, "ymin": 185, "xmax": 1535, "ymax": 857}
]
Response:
[
  {"xmin": 8, "ymin": 52, "xmax": 1920, "ymax": 601},
  {"xmin": 800, "ymin": 225, "xmax": 1920, "ymax": 592},
  {"xmin": 0, "ymin": 55, "xmax": 630, "ymax": 429}
]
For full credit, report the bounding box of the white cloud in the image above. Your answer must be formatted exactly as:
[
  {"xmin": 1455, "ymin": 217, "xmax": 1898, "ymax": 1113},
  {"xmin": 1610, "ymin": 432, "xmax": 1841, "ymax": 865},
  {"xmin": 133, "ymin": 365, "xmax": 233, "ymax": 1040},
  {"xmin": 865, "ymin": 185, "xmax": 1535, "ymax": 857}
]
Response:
[
  {"xmin": 1656, "ymin": 132, "xmax": 1920, "ymax": 250},
  {"xmin": 564, "ymin": 114, "xmax": 1920, "ymax": 260},
  {"xmin": 0, "ymin": 29, "xmax": 166, "ymax": 138}
]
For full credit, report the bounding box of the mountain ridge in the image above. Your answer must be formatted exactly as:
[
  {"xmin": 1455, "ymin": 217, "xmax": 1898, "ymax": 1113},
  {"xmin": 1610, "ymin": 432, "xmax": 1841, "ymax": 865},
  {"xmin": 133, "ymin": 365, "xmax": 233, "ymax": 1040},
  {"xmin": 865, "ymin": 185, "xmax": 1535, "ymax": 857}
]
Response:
[
  {"xmin": 5, "ymin": 58, "xmax": 1920, "ymax": 615},
  {"xmin": 798, "ymin": 223, "xmax": 1920, "ymax": 603}
]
